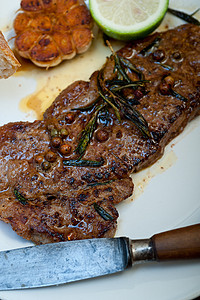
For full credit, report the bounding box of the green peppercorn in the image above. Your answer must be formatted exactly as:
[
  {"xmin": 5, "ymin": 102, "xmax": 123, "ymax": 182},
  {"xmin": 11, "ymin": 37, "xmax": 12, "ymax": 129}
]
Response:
[
  {"xmin": 60, "ymin": 128, "xmax": 69, "ymax": 137},
  {"xmin": 50, "ymin": 128, "xmax": 58, "ymax": 137}
]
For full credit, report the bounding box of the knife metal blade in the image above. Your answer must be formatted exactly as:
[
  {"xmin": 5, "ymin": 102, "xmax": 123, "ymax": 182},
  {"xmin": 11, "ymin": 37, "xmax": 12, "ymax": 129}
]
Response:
[
  {"xmin": 0, "ymin": 237, "xmax": 131, "ymax": 290},
  {"xmin": 0, "ymin": 224, "xmax": 199, "ymax": 290}
]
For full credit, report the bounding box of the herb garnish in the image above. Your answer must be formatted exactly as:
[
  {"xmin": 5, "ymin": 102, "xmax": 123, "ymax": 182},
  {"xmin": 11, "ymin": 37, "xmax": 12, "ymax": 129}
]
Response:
[
  {"xmin": 170, "ymin": 89, "xmax": 188, "ymax": 102},
  {"xmin": 168, "ymin": 8, "xmax": 200, "ymax": 26},
  {"xmin": 93, "ymin": 203, "xmax": 114, "ymax": 221},
  {"xmin": 63, "ymin": 158, "xmax": 104, "ymax": 167},
  {"xmin": 64, "ymin": 41, "xmax": 151, "ymax": 166},
  {"xmin": 107, "ymin": 41, "xmax": 145, "ymax": 81},
  {"xmin": 154, "ymin": 62, "xmax": 174, "ymax": 71},
  {"xmin": 14, "ymin": 188, "xmax": 27, "ymax": 205},
  {"xmin": 97, "ymin": 42, "xmax": 151, "ymax": 138},
  {"xmin": 140, "ymin": 36, "xmax": 161, "ymax": 56},
  {"xmin": 86, "ymin": 180, "xmax": 115, "ymax": 187},
  {"xmin": 74, "ymin": 102, "xmax": 106, "ymax": 158}
]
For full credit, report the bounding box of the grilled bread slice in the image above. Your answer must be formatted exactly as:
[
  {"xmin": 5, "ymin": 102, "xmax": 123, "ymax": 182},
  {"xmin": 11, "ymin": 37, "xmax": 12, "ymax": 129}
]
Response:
[{"xmin": 0, "ymin": 31, "xmax": 20, "ymax": 79}]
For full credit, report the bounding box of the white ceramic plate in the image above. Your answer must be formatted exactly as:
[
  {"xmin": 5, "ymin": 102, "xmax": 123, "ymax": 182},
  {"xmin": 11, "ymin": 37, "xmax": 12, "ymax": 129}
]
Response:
[{"xmin": 0, "ymin": 0, "xmax": 200, "ymax": 299}]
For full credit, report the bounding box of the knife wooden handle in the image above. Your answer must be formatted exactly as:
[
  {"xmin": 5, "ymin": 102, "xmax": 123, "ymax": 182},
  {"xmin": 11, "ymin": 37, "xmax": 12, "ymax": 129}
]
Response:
[{"xmin": 151, "ymin": 224, "xmax": 200, "ymax": 261}]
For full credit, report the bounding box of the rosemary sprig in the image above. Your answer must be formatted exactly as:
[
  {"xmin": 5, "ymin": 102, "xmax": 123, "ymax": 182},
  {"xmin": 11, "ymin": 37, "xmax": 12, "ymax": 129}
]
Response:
[
  {"xmin": 106, "ymin": 40, "xmax": 131, "ymax": 82},
  {"xmin": 63, "ymin": 158, "xmax": 104, "ymax": 167},
  {"xmin": 113, "ymin": 93, "xmax": 151, "ymax": 138},
  {"xmin": 98, "ymin": 90, "xmax": 121, "ymax": 122},
  {"xmin": 140, "ymin": 36, "xmax": 161, "ymax": 56},
  {"xmin": 170, "ymin": 89, "xmax": 188, "ymax": 102},
  {"xmin": 168, "ymin": 7, "xmax": 200, "ymax": 25},
  {"xmin": 75, "ymin": 102, "xmax": 106, "ymax": 157},
  {"xmin": 97, "ymin": 74, "xmax": 121, "ymax": 122},
  {"xmin": 154, "ymin": 62, "xmax": 174, "ymax": 71},
  {"xmin": 86, "ymin": 180, "xmax": 115, "ymax": 187},
  {"xmin": 93, "ymin": 203, "xmax": 114, "ymax": 221},
  {"xmin": 99, "ymin": 43, "xmax": 151, "ymax": 138},
  {"xmin": 67, "ymin": 42, "xmax": 152, "ymax": 166},
  {"xmin": 106, "ymin": 40, "xmax": 145, "ymax": 82},
  {"xmin": 118, "ymin": 56, "xmax": 145, "ymax": 80},
  {"xmin": 107, "ymin": 79, "xmax": 149, "ymax": 90},
  {"xmin": 14, "ymin": 188, "xmax": 27, "ymax": 205},
  {"xmin": 102, "ymin": 82, "xmax": 151, "ymax": 138}
]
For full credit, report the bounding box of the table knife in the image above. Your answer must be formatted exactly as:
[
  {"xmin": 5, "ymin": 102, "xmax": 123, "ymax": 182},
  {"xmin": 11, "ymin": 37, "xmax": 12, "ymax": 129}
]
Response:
[{"xmin": 0, "ymin": 224, "xmax": 200, "ymax": 290}]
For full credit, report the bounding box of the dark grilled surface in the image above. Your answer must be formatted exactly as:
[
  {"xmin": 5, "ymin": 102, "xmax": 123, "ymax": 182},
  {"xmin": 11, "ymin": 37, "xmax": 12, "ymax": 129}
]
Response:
[
  {"xmin": 45, "ymin": 24, "xmax": 200, "ymax": 172},
  {"xmin": 0, "ymin": 121, "xmax": 132, "ymax": 243},
  {"xmin": 0, "ymin": 24, "xmax": 199, "ymax": 244}
]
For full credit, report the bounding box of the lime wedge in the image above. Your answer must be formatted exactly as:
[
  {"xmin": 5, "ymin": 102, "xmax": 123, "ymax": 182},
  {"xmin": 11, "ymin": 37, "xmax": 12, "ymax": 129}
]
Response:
[{"xmin": 89, "ymin": 0, "xmax": 169, "ymax": 41}]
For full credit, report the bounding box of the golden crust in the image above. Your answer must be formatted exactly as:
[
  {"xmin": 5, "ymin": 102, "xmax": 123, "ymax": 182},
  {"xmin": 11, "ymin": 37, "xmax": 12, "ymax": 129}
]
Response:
[
  {"xmin": 0, "ymin": 31, "xmax": 21, "ymax": 79},
  {"xmin": 13, "ymin": 0, "xmax": 94, "ymax": 68}
]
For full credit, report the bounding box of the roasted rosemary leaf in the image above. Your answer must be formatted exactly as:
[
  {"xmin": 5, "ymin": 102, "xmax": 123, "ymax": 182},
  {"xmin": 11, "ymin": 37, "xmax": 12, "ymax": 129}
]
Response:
[
  {"xmin": 106, "ymin": 40, "xmax": 131, "ymax": 82},
  {"xmin": 106, "ymin": 88, "xmax": 151, "ymax": 138},
  {"xmin": 98, "ymin": 90, "xmax": 121, "ymax": 122},
  {"xmin": 93, "ymin": 203, "xmax": 114, "ymax": 221},
  {"xmin": 73, "ymin": 41, "xmax": 152, "ymax": 159},
  {"xmin": 114, "ymin": 54, "xmax": 131, "ymax": 82},
  {"xmin": 140, "ymin": 36, "xmax": 161, "ymax": 56},
  {"xmin": 75, "ymin": 103, "xmax": 106, "ymax": 157},
  {"xmin": 87, "ymin": 180, "xmax": 114, "ymax": 187},
  {"xmin": 108, "ymin": 80, "xmax": 149, "ymax": 92},
  {"xmin": 170, "ymin": 89, "xmax": 188, "ymax": 102},
  {"xmin": 168, "ymin": 7, "xmax": 200, "ymax": 26},
  {"xmin": 154, "ymin": 62, "xmax": 174, "ymax": 71},
  {"xmin": 63, "ymin": 158, "xmax": 104, "ymax": 167},
  {"xmin": 118, "ymin": 56, "xmax": 145, "ymax": 80},
  {"xmin": 14, "ymin": 188, "xmax": 27, "ymax": 205},
  {"xmin": 97, "ymin": 72, "xmax": 121, "ymax": 122},
  {"xmin": 120, "ymin": 102, "xmax": 151, "ymax": 138}
]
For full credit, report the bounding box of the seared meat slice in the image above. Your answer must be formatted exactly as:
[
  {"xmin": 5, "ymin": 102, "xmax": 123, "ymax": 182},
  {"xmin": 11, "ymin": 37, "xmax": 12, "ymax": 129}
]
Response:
[
  {"xmin": 0, "ymin": 121, "xmax": 133, "ymax": 244},
  {"xmin": 44, "ymin": 24, "xmax": 200, "ymax": 173},
  {"xmin": 0, "ymin": 191, "xmax": 119, "ymax": 244},
  {"xmin": 0, "ymin": 121, "xmax": 132, "ymax": 201},
  {"xmin": 0, "ymin": 24, "xmax": 199, "ymax": 244}
]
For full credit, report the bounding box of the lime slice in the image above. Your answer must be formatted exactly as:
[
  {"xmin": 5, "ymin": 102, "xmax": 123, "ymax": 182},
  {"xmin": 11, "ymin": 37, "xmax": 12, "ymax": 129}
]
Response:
[{"xmin": 89, "ymin": 0, "xmax": 169, "ymax": 41}]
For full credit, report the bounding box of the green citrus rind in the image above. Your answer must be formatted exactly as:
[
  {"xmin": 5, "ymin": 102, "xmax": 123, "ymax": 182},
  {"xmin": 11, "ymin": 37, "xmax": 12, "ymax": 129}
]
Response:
[{"xmin": 89, "ymin": 0, "xmax": 169, "ymax": 41}]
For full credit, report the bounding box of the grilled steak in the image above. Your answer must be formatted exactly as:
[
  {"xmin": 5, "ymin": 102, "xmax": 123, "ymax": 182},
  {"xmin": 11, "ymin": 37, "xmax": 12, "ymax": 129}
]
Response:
[
  {"xmin": 0, "ymin": 121, "xmax": 133, "ymax": 243},
  {"xmin": 0, "ymin": 24, "xmax": 199, "ymax": 244}
]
